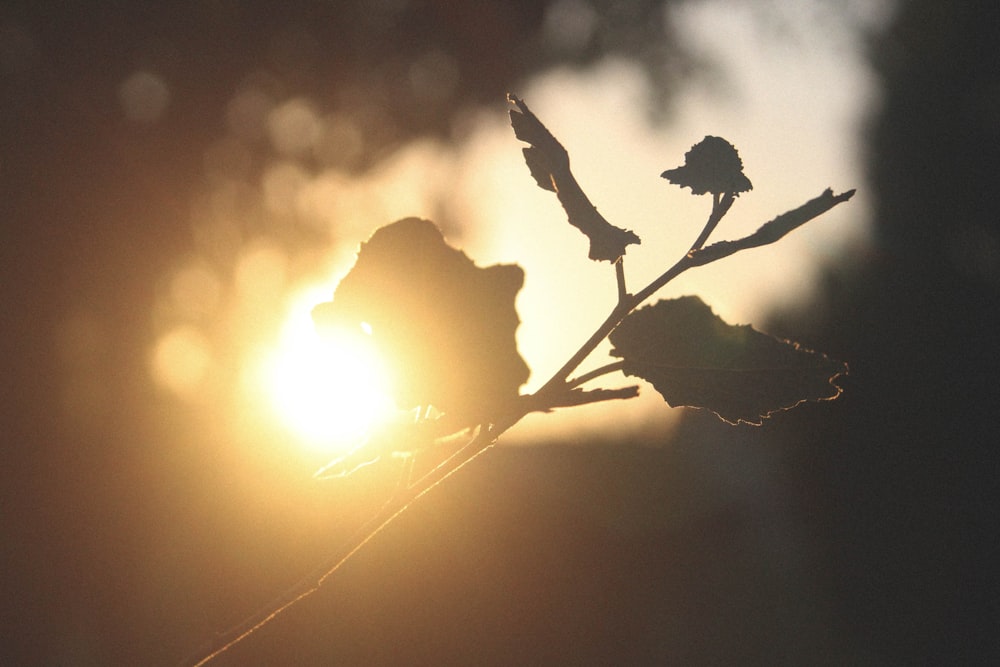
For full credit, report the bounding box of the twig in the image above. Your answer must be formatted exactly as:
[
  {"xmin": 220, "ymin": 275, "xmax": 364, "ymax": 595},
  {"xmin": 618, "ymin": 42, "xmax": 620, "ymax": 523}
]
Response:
[
  {"xmin": 183, "ymin": 423, "xmax": 501, "ymax": 667},
  {"xmin": 567, "ymin": 361, "xmax": 626, "ymax": 389},
  {"xmin": 615, "ymin": 257, "xmax": 628, "ymax": 303},
  {"xmin": 689, "ymin": 191, "xmax": 735, "ymax": 252}
]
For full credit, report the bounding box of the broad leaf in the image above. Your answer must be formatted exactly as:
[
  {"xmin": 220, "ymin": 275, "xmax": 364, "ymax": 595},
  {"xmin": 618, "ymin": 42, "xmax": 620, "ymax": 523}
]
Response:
[
  {"xmin": 312, "ymin": 218, "xmax": 530, "ymax": 422},
  {"xmin": 609, "ymin": 296, "xmax": 847, "ymax": 425},
  {"xmin": 508, "ymin": 94, "xmax": 640, "ymax": 262}
]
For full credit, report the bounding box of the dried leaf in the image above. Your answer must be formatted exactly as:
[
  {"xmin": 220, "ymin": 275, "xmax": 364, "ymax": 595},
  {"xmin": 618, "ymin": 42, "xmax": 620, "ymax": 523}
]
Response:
[
  {"xmin": 508, "ymin": 94, "xmax": 640, "ymax": 262},
  {"xmin": 609, "ymin": 296, "xmax": 847, "ymax": 425},
  {"xmin": 312, "ymin": 218, "xmax": 530, "ymax": 422}
]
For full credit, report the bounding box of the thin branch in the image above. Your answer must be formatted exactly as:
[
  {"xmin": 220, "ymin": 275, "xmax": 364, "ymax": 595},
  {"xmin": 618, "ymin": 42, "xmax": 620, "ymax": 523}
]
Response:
[
  {"xmin": 615, "ymin": 257, "xmax": 628, "ymax": 304},
  {"xmin": 531, "ymin": 253, "xmax": 692, "ymax": 398},
  {"xmin": 183, "ymin": 423, "xmax": 502, "ymax": 667},
  {"xmin": 567, "ymin": 361, "xmax": 626, "ymax": 389},
  {"xmin": 520, "ymin": 384, "xmax": 638, "ymax": 413},
  {"xmin": 550, "ymin": 386, "xmax": 639, "ymax": 407},
  {"xmin": 630, "ymin": 253, "xmax": 694, "ymax": 308},
  {"xmin": 534, "ymin": 299, "xmax": 635, "ymax": 397},
  {"xmin": 689, "ymin": 191, "xmax": 736, "ymax": 252}
]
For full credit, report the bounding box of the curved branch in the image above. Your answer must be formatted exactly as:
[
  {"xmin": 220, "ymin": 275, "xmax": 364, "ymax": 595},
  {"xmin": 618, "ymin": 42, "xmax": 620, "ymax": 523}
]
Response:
[{"xmin": 567, "ymin": 361, "xmax": 626, "ymax": 389}]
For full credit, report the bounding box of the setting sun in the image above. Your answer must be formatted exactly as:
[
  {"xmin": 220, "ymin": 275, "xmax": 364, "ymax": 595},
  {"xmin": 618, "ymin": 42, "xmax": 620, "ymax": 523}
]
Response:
[{"xmin": 261, "ymin": 288, "xmax": 395, "ymax": 454}]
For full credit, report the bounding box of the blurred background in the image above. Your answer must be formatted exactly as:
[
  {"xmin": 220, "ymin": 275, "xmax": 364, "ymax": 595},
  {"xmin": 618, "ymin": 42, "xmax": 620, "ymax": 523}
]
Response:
[{"xmin": 2, "ymin": 0, "xmax": 998, "ymax": 664}]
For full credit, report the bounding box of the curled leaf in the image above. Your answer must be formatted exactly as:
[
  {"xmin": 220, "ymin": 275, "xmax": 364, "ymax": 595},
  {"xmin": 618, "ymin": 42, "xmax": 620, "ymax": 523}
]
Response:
[
  {"xmin": 609, "ymin": 296, "xmax": 847, "ymax": 425},
  {"xmin": 508, "ymin": 94, "xmax": 640, "ymax": 262},
  {"xmin": 661, "ymin": 136, "xmax": 753, "ymax": 196},
  {"xmin": 312, "ymin": 218, "xmax": 529, "ymax": 422}
]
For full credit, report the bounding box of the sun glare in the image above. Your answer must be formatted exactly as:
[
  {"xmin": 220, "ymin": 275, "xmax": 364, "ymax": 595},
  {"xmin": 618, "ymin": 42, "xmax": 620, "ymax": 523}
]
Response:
[{"xmin": 262, "ymin": 288, "xmax": 394, "ymax": 454}]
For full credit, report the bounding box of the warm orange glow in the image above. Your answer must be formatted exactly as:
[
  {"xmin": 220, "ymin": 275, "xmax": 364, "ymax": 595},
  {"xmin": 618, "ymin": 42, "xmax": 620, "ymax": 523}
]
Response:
[
  {"xmin": 151, "ymin": 325, "xmax": 213, "ymax": 398},
  {"xmin": 261, "ymin": 287, "xmax": 395, "ymax": 455},
  {"xmin": 147, "ymin": 0, "xmax": 878, "ymax": 451}
]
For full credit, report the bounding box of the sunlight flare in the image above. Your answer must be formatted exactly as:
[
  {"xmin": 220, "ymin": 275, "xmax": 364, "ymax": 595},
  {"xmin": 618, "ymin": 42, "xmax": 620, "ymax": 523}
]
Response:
[{"xmin": 262, "ymin": 287, "xmax": 394, "ymax": 454}]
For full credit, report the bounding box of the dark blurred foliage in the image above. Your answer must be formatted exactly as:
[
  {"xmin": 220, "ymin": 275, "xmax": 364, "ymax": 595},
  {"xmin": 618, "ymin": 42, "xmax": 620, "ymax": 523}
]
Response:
[
  {"xmin": 760, "ymin": 0, "xmax": 1000, "ymax": 662},
  {"xmin": 3, "ymin": 0, "xmax": 998, "ymax": 665}
]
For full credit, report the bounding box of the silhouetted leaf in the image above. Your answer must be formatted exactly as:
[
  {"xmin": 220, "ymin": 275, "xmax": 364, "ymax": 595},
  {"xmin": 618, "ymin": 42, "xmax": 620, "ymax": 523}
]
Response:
[
  {"xmin": 688, "ymin": 188, "xmax": 856, "ymax": 266},
  {"xmin": 661, "ymin": 136, "xmax": 752, "ymax": 195},
  {"xmin": 609, "ymin": 296, "xmax": 846, "ymax": 425},
  {"xmin": 508, "ymin": 94, "xmax": 640, "ymax": 262},
  {"xmin": 312, "ymin": 218, "xmax": 529, "ymax": 423}
]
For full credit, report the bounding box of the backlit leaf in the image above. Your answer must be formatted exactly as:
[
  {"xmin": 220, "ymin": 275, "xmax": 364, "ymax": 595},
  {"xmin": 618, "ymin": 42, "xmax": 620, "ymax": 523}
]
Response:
[
  {"xmin": 312, "ymin": 218, "xmax": 530, "ymax": 423},
  {"xmin": 608, "ymin": 296, "xmax": 846, "ymax": 425}
]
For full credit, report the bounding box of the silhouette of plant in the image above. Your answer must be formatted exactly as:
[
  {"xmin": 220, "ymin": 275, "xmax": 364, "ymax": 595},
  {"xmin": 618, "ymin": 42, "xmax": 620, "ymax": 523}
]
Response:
[{"xmin": 184, "ymin": 95, "xmax": 853, "ymax": 666}]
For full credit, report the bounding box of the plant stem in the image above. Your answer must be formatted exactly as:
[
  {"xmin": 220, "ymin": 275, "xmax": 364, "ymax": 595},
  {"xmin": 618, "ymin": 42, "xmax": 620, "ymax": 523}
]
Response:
[
  {"xmin": 534, "ymin": 299, "xmax": 633, "ymax": 398},
  {"xmin": 533, "ymin": 250, "xmax": 696, "ymax": 402},
  {"xmin": 630, "ymin": 252, "xmax": 694, "ymax": 306},
  {"xmin": 615, "ymin": 257, "xmax": 628, "ymax": 303},
  {"xmin": 689, "ymin": 191, "xmax": 735, "ymax": 252},
  {"xmin": 184, "ymin": 421, "xmax": 503, "ymax": 667},
  {"xmin": 567, "ymin": 361, "xmax": 625, "ymax": 389}
]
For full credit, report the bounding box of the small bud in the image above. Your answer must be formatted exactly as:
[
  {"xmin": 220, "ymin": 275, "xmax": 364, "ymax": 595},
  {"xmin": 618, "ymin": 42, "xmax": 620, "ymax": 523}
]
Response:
[{"xmin": 661, "ymin": 136, "xmax": 753, "ymax": 195}]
